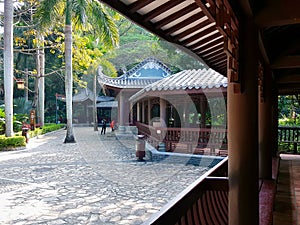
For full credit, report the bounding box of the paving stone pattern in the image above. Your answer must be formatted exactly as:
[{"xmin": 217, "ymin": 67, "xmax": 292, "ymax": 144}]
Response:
[{"xmin": 0, "ymin": 127, "xmax": 209, "ymax": 225}]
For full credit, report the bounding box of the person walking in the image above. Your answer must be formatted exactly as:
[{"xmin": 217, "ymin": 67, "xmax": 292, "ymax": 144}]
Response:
[{"xmin": 101, "ymin": 119, "xmax": 107, "ymax": 135}]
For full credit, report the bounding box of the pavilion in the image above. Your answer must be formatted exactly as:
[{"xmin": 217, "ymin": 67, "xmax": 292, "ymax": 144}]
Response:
[
  {"xmin": 98, "ymin": 57, "xmax": 172, "ymax": 131},
  {"xmin": 129, "ymin": 68, "xmax": 228, "ymax": 153},
  {"xmin": 100, "ymin": 1, "xmax": 300, "ymax": 225}
]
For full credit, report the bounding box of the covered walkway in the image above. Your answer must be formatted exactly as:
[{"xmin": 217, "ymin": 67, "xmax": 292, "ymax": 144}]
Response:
[{"xmin": 274, "ymin": 154, "xmax": 300, "ymax": 225}]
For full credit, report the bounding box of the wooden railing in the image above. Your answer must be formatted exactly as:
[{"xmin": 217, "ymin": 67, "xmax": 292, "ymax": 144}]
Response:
[
  {"xmin": 278, "ymin": 126, "xmax": 300, "ymax": 153},
  {"xmin": 142, "ymin": 158, "xmax": 229, "ymax": 225},
  {"xmin": 136, "ymin": 122, "xmax": 227, "ymax": 153},
  {"xmin": 141, "ymin": 156, "xmax": 280, "ymax": 225}
]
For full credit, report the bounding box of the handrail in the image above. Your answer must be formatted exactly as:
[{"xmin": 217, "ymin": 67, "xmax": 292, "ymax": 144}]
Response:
[
  {"xmin": 278, "ymin": 126, "xmax": 300, "ymax": 143},
  {"xmin": 142, "ymin": 158, "xmax": 228, "ymax": 225},
  {"xmin": 136, "ymin": 122, "xmax": 228, "ymax": 152}
]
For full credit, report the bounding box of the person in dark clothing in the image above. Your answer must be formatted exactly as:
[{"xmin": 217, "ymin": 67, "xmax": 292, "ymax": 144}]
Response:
[{"xmin": 101, "ymin": 119, "xmax": 106, "ymax": 135}]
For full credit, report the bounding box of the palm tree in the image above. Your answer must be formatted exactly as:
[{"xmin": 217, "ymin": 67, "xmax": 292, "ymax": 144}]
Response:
[
  {"xmin": 3, "ymin": 0, "xmax": 14, "ymax": 137},
  {"xmin": 36, "ymin": 0, "xmax": 119, "ymax": 143}
]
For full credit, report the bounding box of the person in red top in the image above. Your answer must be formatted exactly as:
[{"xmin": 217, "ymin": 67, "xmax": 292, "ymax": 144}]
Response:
[{"xmin": 110, "ymin": 120, "xmax": 115, "ymax": 132}]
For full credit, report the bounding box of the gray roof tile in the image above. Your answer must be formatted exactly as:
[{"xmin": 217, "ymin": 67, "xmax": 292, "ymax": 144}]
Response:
[{"xmin": 129, "ymin": 68, "xmax": 227, "ymax": 102}]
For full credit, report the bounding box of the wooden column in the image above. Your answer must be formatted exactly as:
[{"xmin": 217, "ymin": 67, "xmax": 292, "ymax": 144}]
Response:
[
  {"xmin": 228, "ymin": 19, "xmax": 259, "ymax": 225},
  {"xmin": 137, "ymin": 102, "xmax": 141, "ymax": 122},
  {"xmin": 272, "ymin": 89, "xmax": 279, "ymax": 157},
  {"xmin": 119, "ymin": 91, "xmax": 125, "ymax": 126},
  {"xmin": 200, "ymin": 96, "xmax": 207, "ymax": 128},
  {"xmin": 142, "ymin": 100, "xmax": 145, "ymax": 123},
  {"xmin": 160, "ymin": 98, "xmax": 166, "ymax": 126},
  {"xmin": 259, "ymin": 66, "xmax": 273, "ymax": 179},
  {"xmin": 183, "ymin": 102, "xmax": 188, "ymax": 126},
  {"xmin": 148, "ymin": 98, "xmax": 151, "ymax": 125},
  {"xmin": 129, "ymin": 101, "xmax": 133, "ymax": 125}
]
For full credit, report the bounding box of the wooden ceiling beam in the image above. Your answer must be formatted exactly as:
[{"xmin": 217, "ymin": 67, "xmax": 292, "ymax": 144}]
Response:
[
  {"xmin": 100, "ymin": 0, "xmax": 175, "ymax": 43},
  {"xmin": 206, "ymin": 53, "xmax": 227, "ymax": 64},
  {"xmin": 255, "ymin": 0, "xmax": 300, "ymax": 27},
  {"xmin": 181, "ymin": 26, "xmax": 217, "ymax": 46},
  {"xmin": 154, "ymin": 3, "xmax": 199, "ymax": 29},
  {"xmin": 202, "ymin": 48, "xmax": 224, "ymax": 58},
  {"xmin": 173, "ymin": 19, "xmax": 211, "ymax": 42},
  {"xmin": 143, "ymin": 0, "xmax": 185, "ymax": 22},
  {"xmin": 128, "ymin": 0, "xmax": 154, "ymax": 13},
  {"xmin": 271, "ymin": 55, "xmax": 300, "ymax": 69},
  {"xmin": 276, "ymin": 74, "xmax": 300, "ymax": 84},
  {"xmin": 187, "ymin": 32, "xmax": 222, "ymax": 50},
  {"xmin": 163, "ymin": 12, "xmax": 205, "ymax": 35},
  {"xmin": 198, "ymin": 43, "xmax": 224, "ymax": 55}
]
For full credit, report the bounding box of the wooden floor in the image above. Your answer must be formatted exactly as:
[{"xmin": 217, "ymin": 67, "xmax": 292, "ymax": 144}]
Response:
[{"xmin": 273, "ymin": 154, "xmax": 300, "ymax": 225}]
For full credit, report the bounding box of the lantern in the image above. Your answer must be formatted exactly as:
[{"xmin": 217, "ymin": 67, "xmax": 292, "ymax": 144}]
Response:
[{"xmin": 16, "ymin": 79, "xmax": 25, "ymax": 89}]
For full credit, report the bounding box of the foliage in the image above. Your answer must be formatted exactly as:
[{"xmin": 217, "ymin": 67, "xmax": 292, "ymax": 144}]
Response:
[
  {"xmin": 108, "ymin": 20, "xmax": 205, "ymax": 73},
  {"xmin": 0, "ymin": 123, "xmax": 64, "ymax": 150},
  {"xmin": 278, "ymin": 95, "xmax": 300, "ymax": 126},
  {"xmin": 0, "ymin": 136, "xmax": 26, "ymax": 150},
  {"xmin": 13, "ymin": 97, "xmax": 32, "ymax": 114},
  {"xmin": 39, "ymin": 123, "xmax": 65, "ymax": 134}
]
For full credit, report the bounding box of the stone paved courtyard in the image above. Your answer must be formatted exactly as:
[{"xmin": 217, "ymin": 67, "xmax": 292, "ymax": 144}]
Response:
[{"xmin": 0, "ymin": 127, "xmax": 211, "ymax": 225}]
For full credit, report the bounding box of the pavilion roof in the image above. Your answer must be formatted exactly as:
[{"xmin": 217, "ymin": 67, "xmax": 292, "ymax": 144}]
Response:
[
  {"xmin": 129, "ymin": 68, "xmax": 227, "ymax": 102},
  {"xmin": 97, "ymin": 57, "xmax": 172, "ymax": 89},
  {"xmin": 72, "ymin": 88, "xmax": 94, "ymax": 103}
]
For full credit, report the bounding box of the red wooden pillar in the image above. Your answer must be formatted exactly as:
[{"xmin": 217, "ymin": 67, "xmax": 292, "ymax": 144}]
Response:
[
  {"xmin": 259, "ymin": 66, "xmax": 273, "ymax": 179},
  {"xmin": 148, "ymin": 98, "xmax": 151, "ymax": 125},
  {"xmin": 119, "ymin": 91, "xmax": 125, "ymax": 126},
  {"xmin": 137, "ymin": 102, "xmax": 141, "ymax": 122},
  {"xmin": 160, "ymin": 97, "xmax": 167, "ymax": 126},
  {"xmin": 119, "ymin": 91, "xmax": 130, "ymax": 127},
  {"xmin": 228, "ymin": 19, "xmax": 259, "ymax": 225},
  {"xmin": 142, "ymin": 100, "xmax": 145, "ymax": 123}
]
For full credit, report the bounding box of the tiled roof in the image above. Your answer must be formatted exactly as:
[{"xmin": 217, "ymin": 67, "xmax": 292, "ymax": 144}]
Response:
[
  {"xmin": 129, "ymin": 68, "xmax": 227, "ymax": 102},
  {"xmin": 73, "ymin": 88, "xmax": 94, "ymax": 102},
  {"xmin": 97, "ymin": 57, "xmax": 172, "ymax": 89}
]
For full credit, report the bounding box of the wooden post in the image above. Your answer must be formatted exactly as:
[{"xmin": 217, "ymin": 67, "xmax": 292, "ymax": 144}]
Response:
[
  {"xmin": 148, "ymin": 98, "xmax": 151, "ymax": 125},
  {"xmin": 142, "ymin": 100, "xmax": 145, "ymax": 123},
  {"xmin": 272, "ymin": 89, "xmax": 279, "ymax": 157},
  {"xmin": 228, "ymin": 19, "xmax": 259, "ymax": 225},
  {"xmin": 119, "ymin": 91, "xmax": 125, "ymax": 126},
  {"xmin": 259, "ymin": 66, "xmax": 272, "ymax": 179},
  {"xmin": 137, "ymin": 102, "xmax": 140, "ymax": 122},
  {"xmin": 160, "ymin": 98, "xmax": 166, "ymax": 126}
]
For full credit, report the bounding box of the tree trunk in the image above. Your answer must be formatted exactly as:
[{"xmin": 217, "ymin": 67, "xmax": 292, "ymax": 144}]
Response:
[
  {"xmin": 38, "ymin": 35, "xmax": 45, "ymax": 126},
  {"xmin": 4, "ymin": 0, "xmax": 14, "ymax": 137},
  {"xmin": 64, "ymin": 0, "xmax": 75, "ymax": 143},
  {"xmin": 33, "ymin": 45, "xmax": 40, "ymax": 112},
  {"xmin": 93, "ymin": 74, "xmax": 98, "ymax": 131}
]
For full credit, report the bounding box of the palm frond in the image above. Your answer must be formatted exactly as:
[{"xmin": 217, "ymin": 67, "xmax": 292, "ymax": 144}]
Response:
[
  {"xmin": 35, "ymin": 0, "xmax": 63, "ymax": 29},
  {"xmin": 88, "ymin": 1, "xmax": 119, "ymax": 48},
  {"xmin": 72, "ymin": 0, "xmax": 89, "ymax": 27}
]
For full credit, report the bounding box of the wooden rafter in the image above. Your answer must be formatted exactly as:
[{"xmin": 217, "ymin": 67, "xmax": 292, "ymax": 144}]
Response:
[
  {"xmin": 255, "ymin": 0, "xmax": 300, "ymax": 27},
  {"xmin": 271, "ymin": 56, "xmax": 300, "ymax": 69}
]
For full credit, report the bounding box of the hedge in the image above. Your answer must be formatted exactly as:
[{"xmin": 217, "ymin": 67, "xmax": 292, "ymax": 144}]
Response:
[{"xmin": 0, "ymin": 123, "xmax": 65, "ymax": 151}]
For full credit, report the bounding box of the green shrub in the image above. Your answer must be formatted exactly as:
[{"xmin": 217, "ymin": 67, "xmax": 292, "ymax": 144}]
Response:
[
  {"xmin": 0, "ymin": 123, "xmax": 64, "ymax": 151},
  {"xmin": 0, "ymin": 136, "xmax": 26, "ymax": 150}
]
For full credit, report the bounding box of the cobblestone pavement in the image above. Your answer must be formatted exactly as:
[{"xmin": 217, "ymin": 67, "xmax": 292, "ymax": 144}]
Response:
[{"xmin": 0, "ymin": 127, "xmax": 209, "ymax": 225}]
